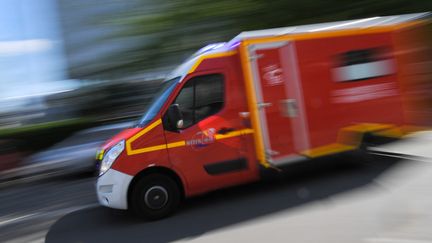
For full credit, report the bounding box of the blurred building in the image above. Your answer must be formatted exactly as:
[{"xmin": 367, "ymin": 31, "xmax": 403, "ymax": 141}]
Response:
[
  {"xmin": 0, "ymin": 0, "xmax": 68, "ymax": 102},
  {"xmin": 0, "ymin": 0, "xmax": 75, "ymax": 127},
  {"xmin": 0, "ymin": 0, "xmax": 170, "ymax": 128},
  {"xmin": 56, "ymin": 0, "xmax": 167, "ymax": 80}
]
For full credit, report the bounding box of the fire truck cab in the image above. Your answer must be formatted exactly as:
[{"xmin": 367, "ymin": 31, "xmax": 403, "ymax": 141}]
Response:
[{"xmin": 96, "ymin": 13, "xmax": 431, "ymax": 219}]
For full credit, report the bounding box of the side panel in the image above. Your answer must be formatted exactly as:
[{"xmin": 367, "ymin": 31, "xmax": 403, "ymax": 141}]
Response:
[
  {"xmin": 243, "ymin": 31, "xmax": 409, "ymax": 162},
  {"xmin": 295, "ymin": 32, "xmax": 405, "ymax": 148}
]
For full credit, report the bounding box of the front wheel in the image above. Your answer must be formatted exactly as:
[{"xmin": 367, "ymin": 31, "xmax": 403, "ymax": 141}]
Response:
[{"xmin": 130, "ymin": 174, "xmax": 181, "ymax": 220}]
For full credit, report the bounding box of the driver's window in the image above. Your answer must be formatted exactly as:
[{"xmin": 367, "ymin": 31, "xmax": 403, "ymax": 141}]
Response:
[{"xmin": 170, "ymin": 73, "xmax": 224, "ymax": 130}]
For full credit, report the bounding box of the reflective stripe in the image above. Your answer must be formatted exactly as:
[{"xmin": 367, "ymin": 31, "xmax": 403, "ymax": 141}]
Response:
[
  {"xmin": 301, "ymin": 143, "xmax": 355, "ymax": 158},
  {"xmin": 188, "ymin": 51, "xmax": 237, "ymax": 74},
  {"xmin": 302, "ymin": 123, "xmax": 414, "ymax": 158},
  {"xmin": 125, "ymin": 120, "xmax": 424, "ymax": 159},
  {"xmin": 128, "ymin": 144, "xmax": 167, "ymax": 155},
  {"xmin": 126, "ymin": 127, "xmax": 254, "ymax": 156},
  {"xmin": 126, "ymin": 119, "xmax": 162, "ymax": 155},
  {"xmin": 337, "ymin": 123, "xmax": 395, "ymax": 147},
  {"xmin": 214, "ymin": 128, "xmax": 254, "ymax": 140},
  {"xmin": 166, "ymin": 141, "xmax": 186, "ymax": 148}
]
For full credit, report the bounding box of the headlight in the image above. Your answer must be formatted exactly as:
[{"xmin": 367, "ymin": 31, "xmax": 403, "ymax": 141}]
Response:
[{"xmin": 99, "ymin": 140, "xmax": 125, "ymax": 176}]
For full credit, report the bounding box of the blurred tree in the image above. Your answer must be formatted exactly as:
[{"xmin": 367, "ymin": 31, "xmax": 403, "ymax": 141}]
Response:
[
  {"xmin": 107, "ymin": 0, "xmax": 432, "ymax": 75},
  {"xmin": 107, "ymin": 0, "xmax": 263, "ymax": 71}
]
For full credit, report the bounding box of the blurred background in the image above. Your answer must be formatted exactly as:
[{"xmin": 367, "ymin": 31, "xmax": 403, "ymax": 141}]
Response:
[
  {"xmin": 0, "ymin": 0, "xmax": 431, "ymax": 179},
  {"xmin": 1, "ymin": 0, "xmax": 432, "ymax": 242},
  {"xmin": 0, "ymin": 0, "xmax": 432, "ymax": 177}
]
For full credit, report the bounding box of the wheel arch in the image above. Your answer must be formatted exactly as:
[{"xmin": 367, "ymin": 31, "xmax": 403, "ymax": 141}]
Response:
[{"xmin": 127, "ymin": 166, "xmax": 186, "ymax": 208}]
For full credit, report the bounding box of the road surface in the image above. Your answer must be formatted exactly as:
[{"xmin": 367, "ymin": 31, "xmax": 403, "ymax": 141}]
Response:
[{"xmin": 1, "ymin": 155, "xmax": 431, "ymax": 243}]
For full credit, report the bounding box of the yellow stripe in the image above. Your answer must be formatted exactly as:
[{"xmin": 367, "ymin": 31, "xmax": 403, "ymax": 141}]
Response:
[
  {"xmin": 341, "ymin": 123, "xmax": 395, "ymax": 133},
  {"xmin": 302, "ymin": 123, "xmax": 407, "ymax": 158},
  {"xmin": 239, "ymin": 42, "xmax": 269, "ymax": 167},
  {"xmin": 242, "ymin": 128, "xmax": 254, "ymax": 134},
  {"xmin": 167, "ymin": 141, "xmax": 186, "ymax": 148},
  {"xmin": 400, "ymin": 125, "xmax": 431, "ymax": 135},
  {"xmin": 126, "ymin": 122, "xmax": 422, "ymax": 158},
  {"xmin": 188, "ymin": 51, "xmax": 237, "ymax": 74},
  {"xmin": 125, "ymin": 128, "xmax": 253, "ymax": 155},
  {"xmin": 301, "ymin": 143, "xmax": 355, "ymax": 158},
  {"xmin": 128, "ymin": 144, "xmax": 167, "ymax": 156},
  {"xmin": 373, "ymin": 127, "xmax": 404, "ymax": 138},
  {"xmin": 337, "ymin": 123, "xmax": 396, "ymax": 147},
  {"xmin": 126, "ymin": 119, "xmax": 162, "ymax": 155},
  {"xmin": 214, "ymin": 128, "xmax": 254, "ymax": 140}
]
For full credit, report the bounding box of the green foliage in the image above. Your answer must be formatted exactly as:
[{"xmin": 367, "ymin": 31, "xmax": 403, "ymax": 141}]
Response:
[
  {"xmin": 0, "ymin": 118, "xmax": 95, "ymax": 152},
  {"xmin": 109, "ymin": 0, "xmax": 432, "ymax": 73}
]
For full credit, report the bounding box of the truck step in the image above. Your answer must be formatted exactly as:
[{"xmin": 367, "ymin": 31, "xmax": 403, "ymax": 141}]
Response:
[{"xmin": 269, "ymin": 155, "xmax": 307, "ymax": 168}]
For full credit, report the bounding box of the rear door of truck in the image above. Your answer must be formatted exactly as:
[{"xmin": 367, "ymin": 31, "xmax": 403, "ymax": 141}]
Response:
[{"xmin": 245, "ymin": 41, "xmax": 310, "ymax": 166}]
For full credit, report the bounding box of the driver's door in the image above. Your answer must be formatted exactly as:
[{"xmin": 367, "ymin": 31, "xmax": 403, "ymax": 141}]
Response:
[{"xmin": 163, "ymin": 72, "xmax": 254, "ymax": 195}]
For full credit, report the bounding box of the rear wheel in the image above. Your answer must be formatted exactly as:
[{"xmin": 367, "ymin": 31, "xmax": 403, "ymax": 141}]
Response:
[{"xmin": 130, "ymin": 174, "xmax": 181, "ymax": 220}]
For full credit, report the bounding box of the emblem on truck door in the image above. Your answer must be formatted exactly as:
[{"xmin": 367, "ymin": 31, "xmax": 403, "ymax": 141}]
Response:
[
  {"xmin": 186, "ymin": 128, "xmax": 216, "ymax": 150},
  {"xmin": 262, "ymin": 64, "xmax": 283, "ymax": 86}
]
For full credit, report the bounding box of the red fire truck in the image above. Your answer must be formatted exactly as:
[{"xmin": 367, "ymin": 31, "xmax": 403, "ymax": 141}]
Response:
[{"xmin": 96, "ymin": 13, "xmax": 431, "ymax": 219}]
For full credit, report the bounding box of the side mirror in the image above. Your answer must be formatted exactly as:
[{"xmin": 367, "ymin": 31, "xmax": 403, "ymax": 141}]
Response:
[{"xmin": 167, "ymin": 104, "xmax": 184, "ymax": 130}]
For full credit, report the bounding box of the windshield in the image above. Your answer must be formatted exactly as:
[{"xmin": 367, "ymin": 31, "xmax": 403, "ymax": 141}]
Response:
[{"xmin": 137, "ymin": 77, "xmax": 180, "ymax": 127}]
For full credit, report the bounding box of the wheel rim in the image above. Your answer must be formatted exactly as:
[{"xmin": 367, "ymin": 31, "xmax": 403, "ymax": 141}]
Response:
[{"xmin": 144, "ymin": 186, "xmax": 169, "ymax": 210}]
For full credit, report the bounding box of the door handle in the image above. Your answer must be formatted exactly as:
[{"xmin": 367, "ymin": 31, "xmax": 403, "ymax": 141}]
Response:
[
  {"xmin": 280, "ymin": 99, "xmax": 298, "ymax": 117},
  {"xmin": 257, "ymin": 102, "xmax": 272, "ymax": 109},
  {"xmin": 217, "ymin": 127, "xmax": 235, "ymax": 135}
]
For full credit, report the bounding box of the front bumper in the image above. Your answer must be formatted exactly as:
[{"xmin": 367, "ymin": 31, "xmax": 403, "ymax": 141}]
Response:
[{"xmin": 96, "ymin": 169, "xmax": 133, "ymax": 210}]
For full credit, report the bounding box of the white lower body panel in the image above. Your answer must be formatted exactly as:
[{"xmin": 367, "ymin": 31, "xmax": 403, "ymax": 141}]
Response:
[{"xmin": 96, "ymin": 169, "xmax": 133, "ymax": 210}]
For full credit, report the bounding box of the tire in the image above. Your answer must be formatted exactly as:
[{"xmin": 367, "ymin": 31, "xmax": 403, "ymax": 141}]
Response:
[{"xmin": 130, "ymin": 174, "xmax": 181, "ymax": 220}]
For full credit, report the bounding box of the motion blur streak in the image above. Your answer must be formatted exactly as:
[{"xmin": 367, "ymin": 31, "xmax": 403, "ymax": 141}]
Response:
[{"xmin": 0, "ymin": 0, "xmax": 431, "ymax": 242}]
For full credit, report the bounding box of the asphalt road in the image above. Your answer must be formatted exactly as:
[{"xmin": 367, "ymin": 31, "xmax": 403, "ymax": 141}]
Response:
[{"xmin": 1, "ymin": 155, "xmax": 431, "ymax": 243}]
